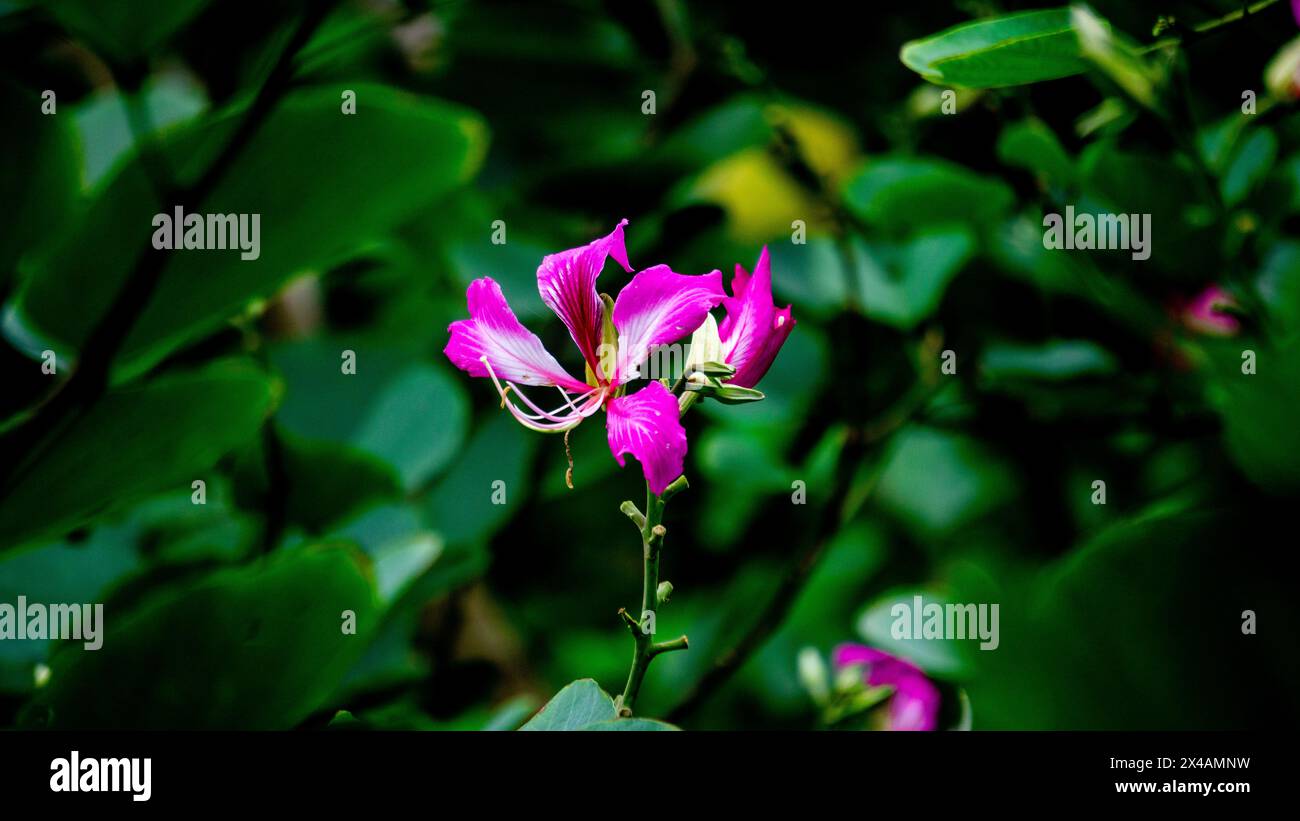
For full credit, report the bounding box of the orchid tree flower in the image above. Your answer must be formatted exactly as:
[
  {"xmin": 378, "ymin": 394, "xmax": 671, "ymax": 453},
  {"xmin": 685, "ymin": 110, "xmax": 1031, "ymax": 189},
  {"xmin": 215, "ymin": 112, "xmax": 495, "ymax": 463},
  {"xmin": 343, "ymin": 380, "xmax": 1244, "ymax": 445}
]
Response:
[
  {"xmin": 443, "ymin": 220, "xmax": 725, "ymax": 495},
  {"xmin": 832, "ymin": 643, "xmax": 942, "ymax": 731},
  {"xmin": 443, "ymin": 222, "xmax": 797, "ymax": 720},
  {"xmin": 682, "ymin": 247, "xmax": 796, "ymax": 405}
]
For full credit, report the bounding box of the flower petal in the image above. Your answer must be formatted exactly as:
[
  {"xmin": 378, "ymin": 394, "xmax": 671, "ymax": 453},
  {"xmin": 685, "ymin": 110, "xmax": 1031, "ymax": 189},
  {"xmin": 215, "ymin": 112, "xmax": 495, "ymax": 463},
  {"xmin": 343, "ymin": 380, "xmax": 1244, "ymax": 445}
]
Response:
[
  {"xmin": 445, "ymin": 277, "xmax": 588, "ymax": 392},
  {"xmin": 718, "ymin": 247, "xmax": 795, "ymax": 388},
  {"xmin": 611, "ymin": 265, "xmax": 725, "ymax": 383},
  {"xmin": 886, "ymin": 675, "xmax": 941, "ymax": 732},
  {"xmin": 833, "ymin": 643, "xmax": 940, "ymax": 731},
  {"xmin": 536, "ymin": 219, "xmax": 632, "ymax": 374},
  {"xmin": 605, "ymin": 381, "xmax": 686, "ymax": 495}
]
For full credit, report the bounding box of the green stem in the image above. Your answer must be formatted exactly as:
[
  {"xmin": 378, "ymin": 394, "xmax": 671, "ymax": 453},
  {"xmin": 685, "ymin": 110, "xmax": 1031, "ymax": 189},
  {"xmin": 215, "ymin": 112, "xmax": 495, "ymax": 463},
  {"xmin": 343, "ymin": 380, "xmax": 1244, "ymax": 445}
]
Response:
[
  {"xmin": 1143, "ymin": 0, "xmax": 1280, "ymax": 51},
  {"xmin": 618, "ymin": 477, "xmax": 688, "ymax": 715}
]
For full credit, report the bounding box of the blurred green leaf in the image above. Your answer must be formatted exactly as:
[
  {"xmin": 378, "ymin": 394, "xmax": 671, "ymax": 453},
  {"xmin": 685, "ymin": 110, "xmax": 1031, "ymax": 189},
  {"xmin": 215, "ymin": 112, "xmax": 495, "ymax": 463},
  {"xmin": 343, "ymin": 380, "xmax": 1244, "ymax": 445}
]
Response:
[
  {"xmin": 232, "ymin": 430, "xmax": 402, "ymax": 535},
  {"xmin": 18, "ymin": 84, "xmax": 488, "ymax": 380},
  {"xmin": 1220, "ymin": 128, "xmax": 1277, "ymax": 207},
  {"xmin": 425, "ymin": 412, "xmax": 537, "ymax": 546},
  {"xmin": 1208, "ymin": 338, "xmax": 1300, "ymax": 494},
  {"xmin": 29, "ymin": 542, "xmax": 377, "ymax": 728},
  {"xmin": 1256, "ymin": 240, "xmax": 1300, "ymax": 342},
  {"xmin": 38, "ymin": 0, "xmax": 208, "ymax": 62},
  {"xmin": 856, "ymin": 588, "xmax": 974, "ymax": 677},
  {"xmin": 273, "ymin": 341, "xmax": 469, "ymax": 493},
  {"xmin": 874, "ymin": 426, "xmax": 1017, "ymax": 538},
  {"xmin": 963, "ymin": 510, "xmax": 1298, "ymax": 728},
  {"xmin": 851, "ymin": 229, "xmax": 975, "ymax": 329},
  {"xmin": 843, "ymin": 156, "xmax": 1013, "ymax": 233},
  {"xmin": 0, "ymin": 359, "xmax": 274, "ymax": 553},
  {"xmin": 0, "ymin": 79, "xmax": 81, "ymax": 288},
  {"xmin": 900, "ymin": 8, "xmax": 1090, "ymax": 88},
  {"xmin": 351, "ymin": 363, "xmax": 469, "ymax": 490},
  {"xmin": 73, "ymin": 74, "xmax": 208, "ymax": 191},
  {"xmin": 0, "ymin": 524, "xmax": 141, "ymax": 692},
  {"xmin": 979, "ymin": 339, "xmax": 1118, "ymax": 383},
  {"xmin": 996, "ymin": 118, "xmax": 1075, "ymax": 189}
]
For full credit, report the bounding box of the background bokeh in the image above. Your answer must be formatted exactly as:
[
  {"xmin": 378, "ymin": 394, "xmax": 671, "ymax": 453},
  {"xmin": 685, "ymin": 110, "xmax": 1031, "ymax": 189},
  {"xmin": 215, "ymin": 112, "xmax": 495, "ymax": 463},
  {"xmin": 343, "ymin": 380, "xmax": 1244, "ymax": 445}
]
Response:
[{"xmin": 1, "ymin": 0, "xmax": 1298, "ymax": 730}]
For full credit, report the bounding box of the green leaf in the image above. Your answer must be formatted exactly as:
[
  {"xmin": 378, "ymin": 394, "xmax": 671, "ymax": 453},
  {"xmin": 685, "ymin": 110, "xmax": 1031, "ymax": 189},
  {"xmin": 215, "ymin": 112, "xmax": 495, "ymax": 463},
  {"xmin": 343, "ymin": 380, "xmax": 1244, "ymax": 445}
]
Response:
[
  {"xmin": 272, "ymin": 341, "xmax": 469, "ymax": 493},
  {"xmin": 0, "ymin": 359, "xmax": 275, "ymax": 553},
  {"xmin": 351, "ymin": 364, "xmax": 469, "ymax": 490},
  {"xmin": 874, "ymin": 426, "xmax": 1017, "ymax": 538},
  {"xmin": 425, "ymin": 413, "xmax": 537, "ymax": 546},
  {"xmin": 1220, "ymin": 128, "xmax": 1277, "ymax": 207},
  {"xmin": 519, "ymin": 679, "xmax": 617, "ymax": 730},
  {"xmin": 766, "ymin": 238, "xmax": 850, "ymax": 317},
  {"xmin": 851, "ymin": 229, "xmax": 975, "ymax": 330},
  {"xmin": 900, "ymin": 9, "xmax": 1091, "ymax": 89},
  {"xmin": 73, "ymin": 75, "xmax": 208, "ymax": 191},
  {"xmin": 232, "ymin": 431, "xmax": 402, "ymax": 535},
  {"xmin": 38, "ymin": 0, "xmax": 209, "ymax": 62},
  {"xmin": 979, "ymin": 339, "xmax": 1118, "ymax": 383},
  {"xmin": 520, "ymin": 679, "xmax": 680, "ymax": 730},
  {"xmin": 1208, "ymin": 338, "xmax": 1300, "ymax": 494},
  {"xmin": 996, "ymin": 118, "xmax": 1075, "ymax": 188},
  {"xmin": 27, "ymin": 543, "xmax": 377, "ymax": 728},
  {"xmin": 697, "ymin": 428, "xmax": 791, "ymax": 494},
  {"xmin": 960, "ymin": 510, "xmax": 1298, "ymax": 728},
  {"xmin": 0, "ymin": 525, "xmax": 141, "ymax": 692},
  {"xmin": 843, "ymin": 156, "xmax": 1013, "ymax": 233},
  {"xmin": 856, "ymin": 589, "xmax": 974, "ymax": 678},
  {"xmin": 585, "ymin": 718, "xmax": 679, "ymax": 731},
  {"xmin": 1256, "ymin": 241, "xmax": 1300, "ymax": 342},
  {"xmin": 0, "ymin": 79, "xmax": 81, "ymax": 289},
  {"xmin": 1078, "ymin": 141, "xmax": 1212, "ymax": 274},
  {"xmin": 17, "ymin": 83, "xmax": 488, "ymax": 380}
]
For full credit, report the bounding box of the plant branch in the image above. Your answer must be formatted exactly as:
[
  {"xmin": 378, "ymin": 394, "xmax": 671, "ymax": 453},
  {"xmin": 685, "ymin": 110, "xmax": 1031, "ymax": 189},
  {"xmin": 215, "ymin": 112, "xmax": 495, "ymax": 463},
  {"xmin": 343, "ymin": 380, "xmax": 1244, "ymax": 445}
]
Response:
[
  {"xmin": 616, "ymin": 477, "xmax": 687, "ymax": 715},
  {"xmin": 1144, "ymin": 0, "xmax": 1281, "ymax": 51}
]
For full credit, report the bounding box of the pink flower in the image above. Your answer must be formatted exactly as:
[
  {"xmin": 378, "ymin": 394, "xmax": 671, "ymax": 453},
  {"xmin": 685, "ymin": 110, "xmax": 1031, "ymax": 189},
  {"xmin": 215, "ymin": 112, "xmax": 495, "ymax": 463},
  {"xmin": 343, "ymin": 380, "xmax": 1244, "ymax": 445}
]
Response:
[
  {"xmin": 443, "ymin": 221, "xmax": 726, "ymax": 494},
  {"xmin": 833, "ymin": 643, "xmax": 941, "ymax": 731},
  {"xmin": 717, "ymin": 247, "xmax": 795, "ymax": 388},
  {"xmin": 1180, "ymin": 284, "xmax": 1240, "ymax": 337},
  {"xmin": 1294, "ymin": 0, "xmax": 1300, "ymax": 26}
]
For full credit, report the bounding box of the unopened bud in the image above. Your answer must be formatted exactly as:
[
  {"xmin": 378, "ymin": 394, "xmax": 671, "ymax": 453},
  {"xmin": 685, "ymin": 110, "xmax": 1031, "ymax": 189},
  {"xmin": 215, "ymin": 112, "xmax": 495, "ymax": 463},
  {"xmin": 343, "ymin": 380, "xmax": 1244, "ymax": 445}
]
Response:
[{"xmin": 656, "ymin": 581, "xmax": 674, "ymax": 605}]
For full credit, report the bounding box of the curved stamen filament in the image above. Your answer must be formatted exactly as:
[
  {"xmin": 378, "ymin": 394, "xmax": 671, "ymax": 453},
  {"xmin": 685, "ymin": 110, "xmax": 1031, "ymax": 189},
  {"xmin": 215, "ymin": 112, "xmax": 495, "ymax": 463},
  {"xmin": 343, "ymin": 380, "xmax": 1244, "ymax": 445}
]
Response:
[{"xmin": 480, "ymin": 356, "xmax": 604, "ymax": 432}]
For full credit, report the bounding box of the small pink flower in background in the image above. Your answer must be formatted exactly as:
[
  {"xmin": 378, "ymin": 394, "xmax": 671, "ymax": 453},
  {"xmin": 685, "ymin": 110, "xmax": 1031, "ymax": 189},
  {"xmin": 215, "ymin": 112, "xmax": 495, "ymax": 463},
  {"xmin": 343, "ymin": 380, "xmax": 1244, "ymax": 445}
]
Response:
[
  {"xmin": 1293, "ymin": 0, "xmax": 1300, "ymax": 26},
  {"xmin": 1180, "ymin": 284, "xmax": 1240, "ymax": 337},
  {"xmin": 833, "ymin": 643, "xmax": 941, "ymax": 731},
  {"xmin": 443, "ymin": 220, "xmax": 726, "ymax": 494}
]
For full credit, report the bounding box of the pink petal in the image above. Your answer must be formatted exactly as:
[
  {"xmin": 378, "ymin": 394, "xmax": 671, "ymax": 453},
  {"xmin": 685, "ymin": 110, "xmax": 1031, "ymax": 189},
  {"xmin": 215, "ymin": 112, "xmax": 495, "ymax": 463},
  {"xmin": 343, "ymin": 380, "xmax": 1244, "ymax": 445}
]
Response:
[
  {"xmin": 605, "ymin": 381, "xmax": 687, "ymax": 495},
  {"xmin": 537, "ymin": 219, "xmax": 632, "ymax": 376},
  {"xmin": 1181, "ymin": 284, "xmax": 1240, "ymax": 337},
  {"xmin": 718, "ymin": 247, "xmax": 795, "ymax": 388},
  {"xmin": 445, "ymin": 277, "xmax": 589, "ymax": 392},
  {"xmin": 886, "ymin": 675, "xmax": 941, "ymax": 732},
  {"xmin": 611, "ymin": 264, "xmax": 726, "ymax": 383},
  {"xmin": 832, "ymin": 643, "xmax": 940, "ymax": 731}
]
